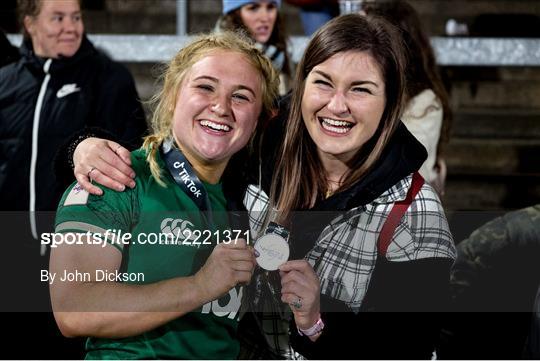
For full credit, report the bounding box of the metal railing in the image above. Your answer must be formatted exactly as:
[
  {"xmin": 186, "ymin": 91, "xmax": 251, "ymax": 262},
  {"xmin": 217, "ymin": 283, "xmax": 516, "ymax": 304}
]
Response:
[{"xmin": 7, "ymin": 34, "xmax": 540, "ymax": 66}]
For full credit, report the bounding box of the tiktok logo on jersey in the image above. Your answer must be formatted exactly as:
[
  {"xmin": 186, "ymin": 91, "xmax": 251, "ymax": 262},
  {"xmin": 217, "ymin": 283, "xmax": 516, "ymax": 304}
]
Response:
[{"xmin": 201, "ymin": 288, "xmax": 242, "ymax": 320}]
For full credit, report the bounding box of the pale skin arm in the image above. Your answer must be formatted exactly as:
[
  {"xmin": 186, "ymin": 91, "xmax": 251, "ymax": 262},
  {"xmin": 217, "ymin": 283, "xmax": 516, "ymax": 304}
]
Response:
[
  {"xmin": 73, "ymin": 137, "xmax": 136, "ymax": 195},
  {"xmin": 279, "ymin": 260, "xmax": 322, "ymax": 342},
  {"xmin": 50, "ymin": 237, "xmax": 255, "ymax": 339}
]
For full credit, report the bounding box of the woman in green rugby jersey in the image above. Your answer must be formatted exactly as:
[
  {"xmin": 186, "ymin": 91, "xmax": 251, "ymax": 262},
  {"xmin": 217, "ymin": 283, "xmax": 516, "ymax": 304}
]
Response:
[{"xmin": 50, "ymin": 31, "xmax": 279, "ymax": 359}]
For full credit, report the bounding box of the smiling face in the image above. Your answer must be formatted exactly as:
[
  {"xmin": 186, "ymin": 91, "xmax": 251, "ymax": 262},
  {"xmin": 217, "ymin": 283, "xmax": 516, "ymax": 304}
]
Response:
[
  {"xmin": 239, "ymin": 1, "xmax": 278, "ymax": 44},
  {"xmin": 301, "ymin": 50, "xmax": 386, "ymax": 164},
  {"xmin": 172, "ymin": 50, "xmax": 263, "ymax": 171},
  {"xmin": 25, "ymin": 0, "xmax": 83, "ymax": 58}
]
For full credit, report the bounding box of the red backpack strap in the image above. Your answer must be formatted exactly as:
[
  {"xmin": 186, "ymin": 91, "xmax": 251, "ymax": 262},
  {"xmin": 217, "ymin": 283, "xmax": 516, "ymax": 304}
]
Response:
[{"xmin": 377, "ymin": 172, "xmax": 425, "ymax": 257}]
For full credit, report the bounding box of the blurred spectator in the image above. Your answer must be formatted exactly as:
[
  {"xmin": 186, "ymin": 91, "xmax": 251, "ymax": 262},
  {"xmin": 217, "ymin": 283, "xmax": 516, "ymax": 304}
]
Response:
[
  {"xmin": 217, "ymin": 0, "xmax": 293, "ymax": 94},
  {"xmin": 285, "ymin": 0, "xmax": 338, "ymax": 35},
  {"xmin": 364, "ymin": 0, "xmax": 452, "ymax": 196},
  {"xmin": 0, "ymin": 0, "xmax": 147, "ymax": 358},
  {"xmin": 438, "ymin": 204, "xmax": 540, "ymax": 359},
  {"xmin": 0, "ymin": 28, "xmax": 19, "ymax": 67},
  {"xmin": 0, "ymin": 0, "xmax": 146, "ymax": 218}
]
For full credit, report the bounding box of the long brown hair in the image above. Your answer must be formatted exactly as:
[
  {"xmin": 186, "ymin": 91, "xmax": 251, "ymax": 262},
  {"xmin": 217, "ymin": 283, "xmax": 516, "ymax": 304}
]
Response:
[
  {"xmin": 217, "ymin": 8, "xmax": 291, "ymax": 77},
  {"xmin": 364, "ymin": 0, "xmax": 452, "ymax": 152},
  {"xmin": 269, "ymin": 14, "xmax": 407, "ymax": 223}
]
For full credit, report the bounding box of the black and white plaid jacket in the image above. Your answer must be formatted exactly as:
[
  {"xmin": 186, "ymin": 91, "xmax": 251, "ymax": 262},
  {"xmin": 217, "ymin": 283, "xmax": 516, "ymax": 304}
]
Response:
[
  {"xmin": 245, "ymin": 173, "xmax": 456, "ymax": 310},
  {"xmin": 242, "ymin": 173, "xmax": 456, "ymax": 358},
  {"xmin": 238, "ymin": 115, "xmax": 456, "ymax": 358}
]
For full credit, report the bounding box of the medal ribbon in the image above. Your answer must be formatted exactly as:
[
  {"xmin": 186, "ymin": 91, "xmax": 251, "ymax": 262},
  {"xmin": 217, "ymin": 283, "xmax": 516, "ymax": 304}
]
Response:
[
  {"xmin": 161, "ymin": 138, "xmax": 214, "ymax": 228},
  {"xmin": 266, "ymin": 221, "xmax": 289, "ymax": 240}
]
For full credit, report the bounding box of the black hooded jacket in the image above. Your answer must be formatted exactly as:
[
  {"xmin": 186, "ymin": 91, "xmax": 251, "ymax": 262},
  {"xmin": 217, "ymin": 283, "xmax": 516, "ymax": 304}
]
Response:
[{"xmin": 0, "ymin": 35, "xmax": 147, "ymax": 219}]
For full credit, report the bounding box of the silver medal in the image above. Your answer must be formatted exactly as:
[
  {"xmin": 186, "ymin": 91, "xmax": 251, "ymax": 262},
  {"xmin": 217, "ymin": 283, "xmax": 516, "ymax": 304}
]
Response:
[{"xmin": 254, "ymin": 233, "xmax": 290, "ymax": 271}]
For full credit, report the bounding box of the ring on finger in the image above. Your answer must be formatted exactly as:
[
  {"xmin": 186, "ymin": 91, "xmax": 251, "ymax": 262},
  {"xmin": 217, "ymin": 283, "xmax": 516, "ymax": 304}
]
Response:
[
  {"xmin": 87, "ymin": 167, "xmax": 96, "ymax": 180},
  {"xmin": 291, "ymin": 297, "xmax": 302, "ymax": 309}
]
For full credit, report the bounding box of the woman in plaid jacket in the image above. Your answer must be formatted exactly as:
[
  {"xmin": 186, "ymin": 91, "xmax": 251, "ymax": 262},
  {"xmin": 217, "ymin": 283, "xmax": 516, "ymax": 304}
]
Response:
[
  {"xmin": 66, "ymin": 14, "xmax": 456, "ymax": 360},
  {"xmin": 240, "ymin": 14, "xmax": 456, "ymax": 359}
]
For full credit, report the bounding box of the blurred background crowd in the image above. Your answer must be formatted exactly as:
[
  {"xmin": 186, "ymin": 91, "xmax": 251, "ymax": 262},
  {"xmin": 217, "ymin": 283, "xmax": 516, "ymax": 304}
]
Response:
[{"xmin": 3, "ymin": 0, "xmax": 539, "ymax": 214}]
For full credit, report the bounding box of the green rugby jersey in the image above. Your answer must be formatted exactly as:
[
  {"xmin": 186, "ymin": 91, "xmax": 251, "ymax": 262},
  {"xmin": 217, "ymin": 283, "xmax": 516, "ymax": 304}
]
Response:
[{"xmin": 55, "ymin": 148, "xmax": 242, "ymax": 360}]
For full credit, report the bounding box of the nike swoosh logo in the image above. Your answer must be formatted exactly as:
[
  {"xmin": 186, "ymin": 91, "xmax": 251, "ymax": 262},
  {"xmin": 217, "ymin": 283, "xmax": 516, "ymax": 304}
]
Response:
[{"xmin": 57, "ymin": 83, "xmax": 81, "ymax": 98}]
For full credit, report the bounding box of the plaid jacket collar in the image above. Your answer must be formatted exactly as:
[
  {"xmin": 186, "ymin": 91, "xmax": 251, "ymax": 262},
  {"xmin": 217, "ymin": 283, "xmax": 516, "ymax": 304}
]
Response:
[{"xmin": 372, "ymin": 177, "xmax": 411, "ymax": 204}]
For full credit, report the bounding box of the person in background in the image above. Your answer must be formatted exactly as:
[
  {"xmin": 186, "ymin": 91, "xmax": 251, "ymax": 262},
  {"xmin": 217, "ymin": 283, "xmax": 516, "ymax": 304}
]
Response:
[
  {"xmin": 50, "ymin": 31, "xmax": 278, "ymax": 359},
  {"xmin": 285, "ymin": 0, "xmax": 338, "ymax": 35},
  {"xmin": 216, "ymin": 0, "xmax": 293, "ymax": 94},
  {"xmin": 364, "ymin": 0, "xmax": 452, "ymax": 196},
  {"xmin": 0, "ymin": 0, "xmax": 146, "ymax": 358},
  {"xmin": 0, "ymin": 0, "xmax": 147, "ymax": 230},
  {"xmin": 0, "ymin": 28, "xmax": 19, "ymax": 66},
  {"xmin": 438, "ymin": 204, "xmax": 540, "ymax": 359}
]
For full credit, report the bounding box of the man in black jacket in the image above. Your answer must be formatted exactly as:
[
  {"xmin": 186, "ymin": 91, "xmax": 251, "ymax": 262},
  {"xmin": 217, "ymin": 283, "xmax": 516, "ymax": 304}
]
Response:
[{"xmin": 0, "ymin": 0, "xmax": 147, "ymax": 357}]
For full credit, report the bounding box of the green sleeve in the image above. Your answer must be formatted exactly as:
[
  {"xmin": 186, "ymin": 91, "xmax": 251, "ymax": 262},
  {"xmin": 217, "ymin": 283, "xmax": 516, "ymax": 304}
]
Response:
[{"xmin": 55, "ymin": 182, "xmax": 138, "ymax": 252}]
